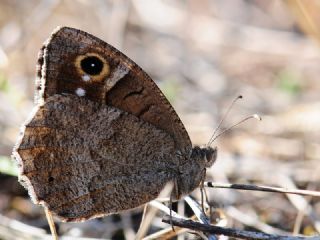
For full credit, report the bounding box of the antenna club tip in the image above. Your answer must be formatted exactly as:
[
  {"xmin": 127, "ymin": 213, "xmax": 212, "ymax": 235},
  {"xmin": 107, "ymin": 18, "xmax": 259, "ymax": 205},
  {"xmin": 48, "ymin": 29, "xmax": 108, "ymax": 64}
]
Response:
[
  {"xmin": 253, "ymin": 114, "xmax": 262, "ymax": 121},
  {"xmin": 238, "ymin": 95, "xmax": 243, "ymax": 99}
]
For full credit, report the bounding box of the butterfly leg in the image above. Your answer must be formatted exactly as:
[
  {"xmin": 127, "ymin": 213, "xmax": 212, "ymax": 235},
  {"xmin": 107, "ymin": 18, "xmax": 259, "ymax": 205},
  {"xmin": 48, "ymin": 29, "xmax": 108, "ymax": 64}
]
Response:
[
  {"xmin": 169, "ymin": 178, "xmax": 179, "ymax": 232},
  {"xmin": 200, "ymin": 168, "xmax": 207, "ymax": 214}
]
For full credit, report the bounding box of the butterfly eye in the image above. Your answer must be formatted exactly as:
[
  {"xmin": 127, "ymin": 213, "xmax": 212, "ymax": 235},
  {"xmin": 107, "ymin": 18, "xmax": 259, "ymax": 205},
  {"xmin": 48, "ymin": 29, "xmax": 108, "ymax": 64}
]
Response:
[
  {"xmin": 80, "ymin": 56, "xmax": 103, "ymax": 75},
  {"xmin": 75, "ymin": 53, "xmax": 110, "ymax": 82}
]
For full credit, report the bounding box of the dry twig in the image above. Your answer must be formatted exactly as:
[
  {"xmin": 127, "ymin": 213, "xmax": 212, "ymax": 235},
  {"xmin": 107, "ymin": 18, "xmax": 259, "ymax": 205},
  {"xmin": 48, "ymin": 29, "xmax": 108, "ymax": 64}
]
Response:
[
  {"xmin": 162, "ymin": 216, "xmax": 319, "ymax": 240},
  {"xmin": 205, "ymin": 182, "xmax": 320, "ymax": 197}
]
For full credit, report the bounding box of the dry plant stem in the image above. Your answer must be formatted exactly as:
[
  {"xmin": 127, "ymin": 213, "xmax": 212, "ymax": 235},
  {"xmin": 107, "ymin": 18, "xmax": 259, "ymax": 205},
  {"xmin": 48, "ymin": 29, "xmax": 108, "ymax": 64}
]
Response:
[
  {"xmin": 184, "ymin": 196, "xmax": 210, "ymax": 224},
  {"xmin": 0, "ymin": 214, "xmax": 48, "ymax": 240},
  {"xmin": 162, "ymin": 216, "xmax": 319, "ymax": 240},
  {"xmin": 142, "ymin": 201, "xmax": 186, "ymax": 240},
  {"xmin": 277, "ymin": 176, "xmax": 320, "ymax": 233},
  {"xmin": 44, "ymin": 207, "xmax": 58, "ymax": 240},
  {"xmin": 293, "ymin": 182, "xmax": 319, "ymax": 234},
  {"xmin": 148, "ymin": 200, "xmax": 182, "ymax": 219},
  {"xmin": 136, "ymin": 182, "xmax": 175, "ymax": 239},
  {"xmin": 286, "ymin": 0, "xmax": 320, "ymax": 44},
  {"xmin": 142, "ymin": 227, "xmax": 189, "ymax": 240},
  {"xmin": 120, "ymin": 212, "xmax": 136, "ymax": 240},
  {"xmin": 184, "ymin": 196, "xmax": 217, "ymax": 240},
  {"xmin": 144, "ymin": 200, "xmax": 214, "ymax": 240},
  {"xmin": 226, "ymin": 206, "xmax": 288, "ymax": 235},
  {"xmin": 205, "ymin": 182, "xmax": 320, "ymax": 197},
  {"xmin": 0, "ymin": 214, "xmax": 104, "ymax": 240}
]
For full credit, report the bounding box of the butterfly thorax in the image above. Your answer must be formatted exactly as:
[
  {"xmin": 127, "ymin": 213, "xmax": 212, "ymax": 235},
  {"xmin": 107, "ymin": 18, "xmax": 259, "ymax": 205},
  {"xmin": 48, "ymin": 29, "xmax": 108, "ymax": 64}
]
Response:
[{"xmin": 176, "ymin": 146, "xmax": 217, "ymax": 198}]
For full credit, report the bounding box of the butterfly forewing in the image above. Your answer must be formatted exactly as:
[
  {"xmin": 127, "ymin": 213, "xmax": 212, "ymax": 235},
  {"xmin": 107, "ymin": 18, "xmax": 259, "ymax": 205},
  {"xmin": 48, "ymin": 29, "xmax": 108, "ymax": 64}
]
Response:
[{"xmin": 36, "ymin": 27, "xmax": 191, "ymax": 152}]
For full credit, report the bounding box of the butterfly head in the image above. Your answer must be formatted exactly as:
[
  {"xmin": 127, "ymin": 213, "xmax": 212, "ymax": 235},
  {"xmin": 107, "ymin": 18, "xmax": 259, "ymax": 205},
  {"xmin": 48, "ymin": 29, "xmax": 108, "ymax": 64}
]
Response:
[{"xmin": 191, "ymin": 145, "xmax": 217, "ymax": 168}]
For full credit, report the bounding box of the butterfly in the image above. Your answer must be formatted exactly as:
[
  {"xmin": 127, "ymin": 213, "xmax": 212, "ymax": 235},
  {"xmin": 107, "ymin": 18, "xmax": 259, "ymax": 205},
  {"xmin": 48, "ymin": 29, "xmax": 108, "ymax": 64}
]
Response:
[{"xmin": 12, "ymin": 27, "xmax": 216, "ymax": 222}]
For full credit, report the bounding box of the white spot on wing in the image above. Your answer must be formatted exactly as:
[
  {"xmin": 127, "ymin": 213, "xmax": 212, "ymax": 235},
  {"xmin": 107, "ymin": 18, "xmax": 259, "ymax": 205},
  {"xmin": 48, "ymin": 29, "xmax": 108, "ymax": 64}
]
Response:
[
  {"xmin": 82, "ymin": 74, "xmax": 91, "ymax": 82},
  {"xmin": 75, "ymin": 88, "xmax": 86, "ymax": 97}
]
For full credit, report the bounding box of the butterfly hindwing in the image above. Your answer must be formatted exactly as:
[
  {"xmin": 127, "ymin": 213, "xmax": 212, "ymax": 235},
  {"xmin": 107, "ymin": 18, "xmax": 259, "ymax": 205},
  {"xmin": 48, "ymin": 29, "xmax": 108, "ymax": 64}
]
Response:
[{"xmin": 15, "ymin": 94, "xmax": 179, "ymax": 221}]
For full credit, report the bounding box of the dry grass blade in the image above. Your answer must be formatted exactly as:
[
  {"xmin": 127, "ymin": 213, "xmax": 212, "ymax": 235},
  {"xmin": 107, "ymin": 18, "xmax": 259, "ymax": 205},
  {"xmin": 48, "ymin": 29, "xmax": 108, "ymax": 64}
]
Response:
[
  {"xmin": 136, "ymin": 182, "xmax": 175, "ymax": 239},
  {"xmin": 286, "ymin": 0, "xmax": 320, "ymax": 45},
  {"xmin": 142, "ymin": 226, "xmax": 189, "ymax": 240},
  {"xmin": 44, "ymin": 207, "xmax": 58, "ymax": 240},
  {"xmin": 0, "ymin": 214, "xmax": 102, "ymax": 240},
  {"xmin": 226, "ymin": 206, "xmax": 288, "ymax": 235}
]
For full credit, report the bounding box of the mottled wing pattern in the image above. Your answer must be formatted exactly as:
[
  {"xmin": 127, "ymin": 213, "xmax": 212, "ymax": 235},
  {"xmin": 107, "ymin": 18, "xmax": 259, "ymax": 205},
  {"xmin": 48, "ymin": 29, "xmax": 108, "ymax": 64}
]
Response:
[
  {"xmin": 14, "ymin": 95, "xmax": 179, "ymax": 221},
  {"xmin": 36, "ymin": 27, "xmax": 191, "ymax": 153}
]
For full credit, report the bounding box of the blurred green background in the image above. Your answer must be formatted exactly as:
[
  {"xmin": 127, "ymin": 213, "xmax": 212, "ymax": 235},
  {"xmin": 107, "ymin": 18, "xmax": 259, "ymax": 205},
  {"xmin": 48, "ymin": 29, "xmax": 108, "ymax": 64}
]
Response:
[{"xmin": 0, "ymin": 0, "xmax": 319, "ymax": 239}]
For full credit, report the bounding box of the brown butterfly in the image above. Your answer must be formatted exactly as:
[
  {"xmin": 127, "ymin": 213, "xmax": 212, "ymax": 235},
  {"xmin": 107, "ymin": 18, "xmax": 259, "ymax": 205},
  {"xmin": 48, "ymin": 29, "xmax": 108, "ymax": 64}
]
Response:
[{"xmin": 12, "ymin": 27, "xmax": 216, "ymax": 222}]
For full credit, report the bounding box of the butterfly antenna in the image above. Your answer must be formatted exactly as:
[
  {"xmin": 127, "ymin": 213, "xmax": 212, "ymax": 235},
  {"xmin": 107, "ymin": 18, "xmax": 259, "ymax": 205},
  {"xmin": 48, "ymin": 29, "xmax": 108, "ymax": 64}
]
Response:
[
  {"xmin": 208, "ymin": 114, "xmax": 261, "ymax": 146},
  {"xmin": 207, "ymin": 95, "xmax": 243, "ymax": 147}
]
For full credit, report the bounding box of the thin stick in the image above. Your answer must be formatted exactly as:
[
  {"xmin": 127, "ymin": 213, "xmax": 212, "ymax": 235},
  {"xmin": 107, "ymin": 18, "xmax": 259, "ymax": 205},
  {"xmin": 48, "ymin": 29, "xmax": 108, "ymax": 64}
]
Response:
[
  {"xmin": 162, "ymin": 216, "xmax": 317, "ymax": 240},
  {"xmin": 44, "ymin": 207, "xmax": 58, "ymax": 240},
  {"xmin": 207, "ymin": 95, "xmax": 243, "ymax": 146},
  {"xmin": 205, "ymin": 182, "xmax": 320, "ymax": 197}
]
